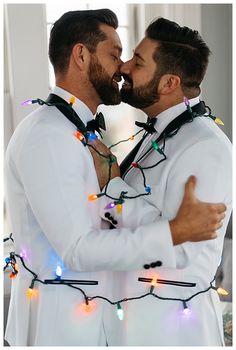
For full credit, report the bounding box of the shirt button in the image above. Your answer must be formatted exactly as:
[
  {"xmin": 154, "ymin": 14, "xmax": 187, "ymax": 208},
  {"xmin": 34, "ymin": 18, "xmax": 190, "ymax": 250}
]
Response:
[{"xmin": 143, "ymin": 264, "xmax": 150, "ymax": 269}]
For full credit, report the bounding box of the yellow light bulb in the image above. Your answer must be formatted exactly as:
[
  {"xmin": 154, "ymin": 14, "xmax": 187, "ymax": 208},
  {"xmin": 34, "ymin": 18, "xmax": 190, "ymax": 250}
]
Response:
[
  {"xmin": 217, "ymin": 287, "xmax": 229, "ymax": 296},
  {"xmin": 26, "ymin": 287, "xmax": 38, "ymax": 300},
  {"xmin": 69, "ymin": 96, "xmax": 76, "ymax": 105},
  {"xmin": 151, "ymin": 278, "xmax": 157, "ymax": 287},
  {"xmin": 150, "ymin": 277, "xmax": 157, "ymax": 293},
  {"xmin": 215, "ymin": 117, "xmax": 224, "ymax": 126},
  {"xmin": 116, "ymin": 203, "xmax": 123, "ymax": 214},
  {"xmin": 27, "ymin": 288, "xmax": 33, "ymax": 299}
]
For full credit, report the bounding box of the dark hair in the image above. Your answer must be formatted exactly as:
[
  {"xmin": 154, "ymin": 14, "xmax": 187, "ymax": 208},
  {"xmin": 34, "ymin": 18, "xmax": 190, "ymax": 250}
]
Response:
[
  {"xmin": 145, "ymin": 17, "xmax": 211, "ymax": 96},
  {"xmin": 49, "ymin": 9, "xmax": 118, "ymax": 74}
]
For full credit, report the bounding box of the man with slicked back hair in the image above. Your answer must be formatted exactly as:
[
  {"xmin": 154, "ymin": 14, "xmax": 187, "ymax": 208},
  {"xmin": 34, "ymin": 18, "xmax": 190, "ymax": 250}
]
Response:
[{"xmin": 92, "ymin": 17, "xmax": 231, "ymax": 346}]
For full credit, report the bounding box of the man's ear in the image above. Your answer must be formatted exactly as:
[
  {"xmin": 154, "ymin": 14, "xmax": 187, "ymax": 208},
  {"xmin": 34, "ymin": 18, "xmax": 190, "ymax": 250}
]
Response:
[
  {"xmin": 71, "ymin": 43, "xmax": 90, "ymax": 70},
  {"xmin": 158, "ymin": 74, "xmax": 181, "ymax": 95}
]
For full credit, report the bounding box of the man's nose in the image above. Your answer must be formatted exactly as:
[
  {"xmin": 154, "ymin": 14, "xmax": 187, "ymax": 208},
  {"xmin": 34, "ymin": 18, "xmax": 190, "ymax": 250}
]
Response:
[
  {"xmin": 120, "ymin": 60, "xmax": 130, "ymax": 75},
  {"xmin": 118, "ymin": 58, "xmax": 124, "ymax": 69}
]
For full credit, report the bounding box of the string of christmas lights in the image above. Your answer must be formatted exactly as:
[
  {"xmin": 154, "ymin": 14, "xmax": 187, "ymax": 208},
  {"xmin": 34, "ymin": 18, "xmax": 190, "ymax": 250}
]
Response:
[
  {"xmin": 21, "ymin": 95, "xmax": 224, "ymax": 216},
  {"xmin": 3, "ymin": 241, "xmax": 229, "ymax": 320},
  {"xmin": 3, "ymin": 97, "xmax": 228, "ymax": 323}
]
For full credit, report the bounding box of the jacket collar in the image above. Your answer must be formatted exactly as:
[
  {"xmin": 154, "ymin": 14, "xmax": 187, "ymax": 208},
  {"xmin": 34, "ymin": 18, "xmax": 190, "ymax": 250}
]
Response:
[
  {"xmin": 52, "ymin": 86, "xmax": 94, "ymax": 126},
  {"xmin": 153, "ymin": 96, "xmax": 200, "ymax": 136}
]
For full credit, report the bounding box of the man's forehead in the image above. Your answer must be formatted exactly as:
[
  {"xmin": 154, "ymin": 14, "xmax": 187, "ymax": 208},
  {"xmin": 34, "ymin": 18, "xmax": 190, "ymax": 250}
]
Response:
[
  {"xmin": 134, "ymin": 38, "xmax": 157, "ymax": 60},
  {"xmin": 135, "ymin": 37, "xmax": 157, "ymax": 52},
  {"xmin": 99, "ymin": 23, "xmax": 122, "ymax": 52}
]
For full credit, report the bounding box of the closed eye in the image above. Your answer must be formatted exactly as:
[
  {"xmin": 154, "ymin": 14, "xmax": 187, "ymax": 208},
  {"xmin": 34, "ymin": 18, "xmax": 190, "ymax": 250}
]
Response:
[
  {"xmin": 135, "ymin": 60, "xmax": 143, "ymax": 68},
  {"xmin": 111, "ymin": 55, "xmax": 118, "ymax": 61}
]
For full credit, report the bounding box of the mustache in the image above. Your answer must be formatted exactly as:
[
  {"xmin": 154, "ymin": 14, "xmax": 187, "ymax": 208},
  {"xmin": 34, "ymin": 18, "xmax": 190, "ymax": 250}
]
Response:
[
  {"xmin": 112, "ymin": 73, "xmax": 122, "ymax": 83},
  {"xmin": 121, "ymin": 74, "xmax": 133, "ymax": 85}
]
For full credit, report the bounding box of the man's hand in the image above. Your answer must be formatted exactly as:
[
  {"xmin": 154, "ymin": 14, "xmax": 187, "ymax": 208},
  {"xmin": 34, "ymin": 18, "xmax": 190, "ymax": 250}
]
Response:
[
  {"xmin": 170, "ymin": 175, "xmax": 226, "ymax": 245},
  {"xmin": 88, "ymin": 139, "xmax": 120, "ymax": 189}
]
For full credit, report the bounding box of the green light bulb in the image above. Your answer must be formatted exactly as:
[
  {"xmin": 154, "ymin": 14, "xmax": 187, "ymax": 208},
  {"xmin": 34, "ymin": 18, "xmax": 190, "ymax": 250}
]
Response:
[{"xmin": 116, "ymin": 303, "xmax": 124, "ymax": 321}]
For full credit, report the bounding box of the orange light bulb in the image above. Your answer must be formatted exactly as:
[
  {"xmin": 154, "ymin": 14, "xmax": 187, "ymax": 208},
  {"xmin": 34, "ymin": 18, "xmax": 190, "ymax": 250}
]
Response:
[
  {"xmin": 79, "ymin": 299, "xmax": 96, "ymax": 314},
  {"xmin": 84, "ymin": 301, "xmax": 92, "ymax": 313},
  {"xmin": 88, "ymin": 194, "xmax": 98, "ymax": 201},
  {"xmin": 9, "ymin": 272, "xmax": 17, "ymax": 279},
  {"xmin": 75, "ymin": 131, "xmax": 85, "ymax": 141}
]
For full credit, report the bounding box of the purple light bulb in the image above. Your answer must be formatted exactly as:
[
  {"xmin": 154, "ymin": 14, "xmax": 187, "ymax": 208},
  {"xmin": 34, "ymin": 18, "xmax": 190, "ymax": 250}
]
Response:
[
  {"xmin": 184, "ymin": 96, "xmax": 190, "ymax": 106},
  {"xmin": 105, "ymin": 202, "xmax": 116, "ymax": 209},
  {"xmin": 20, "ymin": 249, "xmax": 28, "ymax": 259},
  {"xmin": 21, "ymin": 99, "xmax": 33, "ymax": 106}
]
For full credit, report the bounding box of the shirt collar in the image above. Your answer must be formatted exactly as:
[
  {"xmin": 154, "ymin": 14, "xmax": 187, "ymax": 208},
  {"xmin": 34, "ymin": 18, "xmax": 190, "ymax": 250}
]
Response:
[
  {"xmin": 153, "ymin": 96, "xmax": 200, "ymax": 136},
  {"xmin": 52, "ymin": 86, "xmax": 94, "ymax": 126}
]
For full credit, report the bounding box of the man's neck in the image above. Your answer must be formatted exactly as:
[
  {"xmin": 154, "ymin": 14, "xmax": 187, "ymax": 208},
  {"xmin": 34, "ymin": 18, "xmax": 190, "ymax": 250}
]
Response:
[
  {"xmin": 56, "ymin": 78, "xmax": 101, "ymax": 115},
  {"xmin": 142, "ymin": 90, "xmax": 193, "ymax": 118}
]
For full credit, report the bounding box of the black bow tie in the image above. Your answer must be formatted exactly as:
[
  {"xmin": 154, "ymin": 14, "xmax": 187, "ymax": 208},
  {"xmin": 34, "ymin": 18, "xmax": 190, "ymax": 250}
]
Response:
[
  {"xmin": 135, "ymin": 118, "xmax": 156, "ymax": 134},
  {"xmin": 86, "ymin": 112, "xmax": 106, "ymax": 137}
]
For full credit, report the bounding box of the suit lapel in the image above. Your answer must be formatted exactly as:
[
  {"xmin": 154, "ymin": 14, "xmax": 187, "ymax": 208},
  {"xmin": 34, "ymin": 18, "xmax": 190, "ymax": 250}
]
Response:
[
  {"xmin": 122, "ymin": 101, "xmax": 206, "ymax": 178},
  {"xmin": 134, "ymin": 132, "xmax": 160, "ymax": 164}
]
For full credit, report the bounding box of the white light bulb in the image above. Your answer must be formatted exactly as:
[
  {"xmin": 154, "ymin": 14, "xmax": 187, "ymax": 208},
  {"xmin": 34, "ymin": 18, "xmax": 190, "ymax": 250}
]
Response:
[{"xmin": 56, "ymin": 266, "xmax": 62, "ymax": 278}]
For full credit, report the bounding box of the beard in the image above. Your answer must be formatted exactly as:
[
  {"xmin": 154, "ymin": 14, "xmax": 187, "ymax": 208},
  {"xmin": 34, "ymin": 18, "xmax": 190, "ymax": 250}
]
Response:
[
  {"xmin": 88, "ymin": 55, "xmax": 121, "ymax": 105},
  {"xmin": 121, "ymin": 71, "xmax": 161, "ymax": 109}
]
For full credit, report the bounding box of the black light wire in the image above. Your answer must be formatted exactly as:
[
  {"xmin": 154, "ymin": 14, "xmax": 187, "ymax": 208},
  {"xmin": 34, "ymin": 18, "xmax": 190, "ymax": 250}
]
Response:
[
  {"xmin": 4, "ymin": 244, "xmax": 218, "ymax": 310},
  {"xmin": 22, "ymin": 98, "xmax": 205, "ymax": 206},
  {"xmin": 6, "ymin": 98, "xmax": 223, "ymax": 312},
  {"xmin": 20, "ymin": 98, "xmax": 215, "ymax": 209}
]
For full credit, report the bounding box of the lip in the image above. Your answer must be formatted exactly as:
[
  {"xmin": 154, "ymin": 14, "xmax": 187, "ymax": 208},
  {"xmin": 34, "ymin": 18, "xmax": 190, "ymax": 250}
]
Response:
[
  {"xmin": 113, "ymin": 74, "xmax": 122, "ymax": 82},
  {"xmin": 122, "ymin": 81, "xmax": 132, "ymax": 89},
  {"xmin": 112, "ymin": 79, "xmax": 119, "ymax": 89},
  {"xmin": 112, "ymin": 79, "xmax": 119, "ymax": 85}
]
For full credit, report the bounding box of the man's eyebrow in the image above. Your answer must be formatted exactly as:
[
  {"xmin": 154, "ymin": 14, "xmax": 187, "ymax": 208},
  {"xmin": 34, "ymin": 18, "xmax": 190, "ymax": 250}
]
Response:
[{"xmin": 134, "ymin": 52, "xmax": 145, "ymax": 62}]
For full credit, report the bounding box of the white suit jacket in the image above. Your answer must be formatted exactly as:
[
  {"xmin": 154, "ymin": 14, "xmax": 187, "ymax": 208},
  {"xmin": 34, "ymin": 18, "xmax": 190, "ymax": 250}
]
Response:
[
  {"xmin": 4, "ymin": 86, "xmax": 176, "ymax": 346},
  {"xmin": 100, "ymin": 98, "xmax": 232, "ymax": 346}
]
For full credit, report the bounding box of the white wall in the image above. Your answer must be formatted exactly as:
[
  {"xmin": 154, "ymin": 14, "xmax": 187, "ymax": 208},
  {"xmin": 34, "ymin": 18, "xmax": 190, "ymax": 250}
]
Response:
[
  {"xmin": 201, "ymin": 4, "xmax": 232, "ymax": 141},
  {"xmin": 138, "ymin": 3, "xmax": 201, "ymax": 36},
  {"xmin": 3, "ymin": 3, "xmax": 51, "ymax": 309},
  {"xmin": 4, "ymin": 4, "xmax": 50, "ymax": 151}
]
